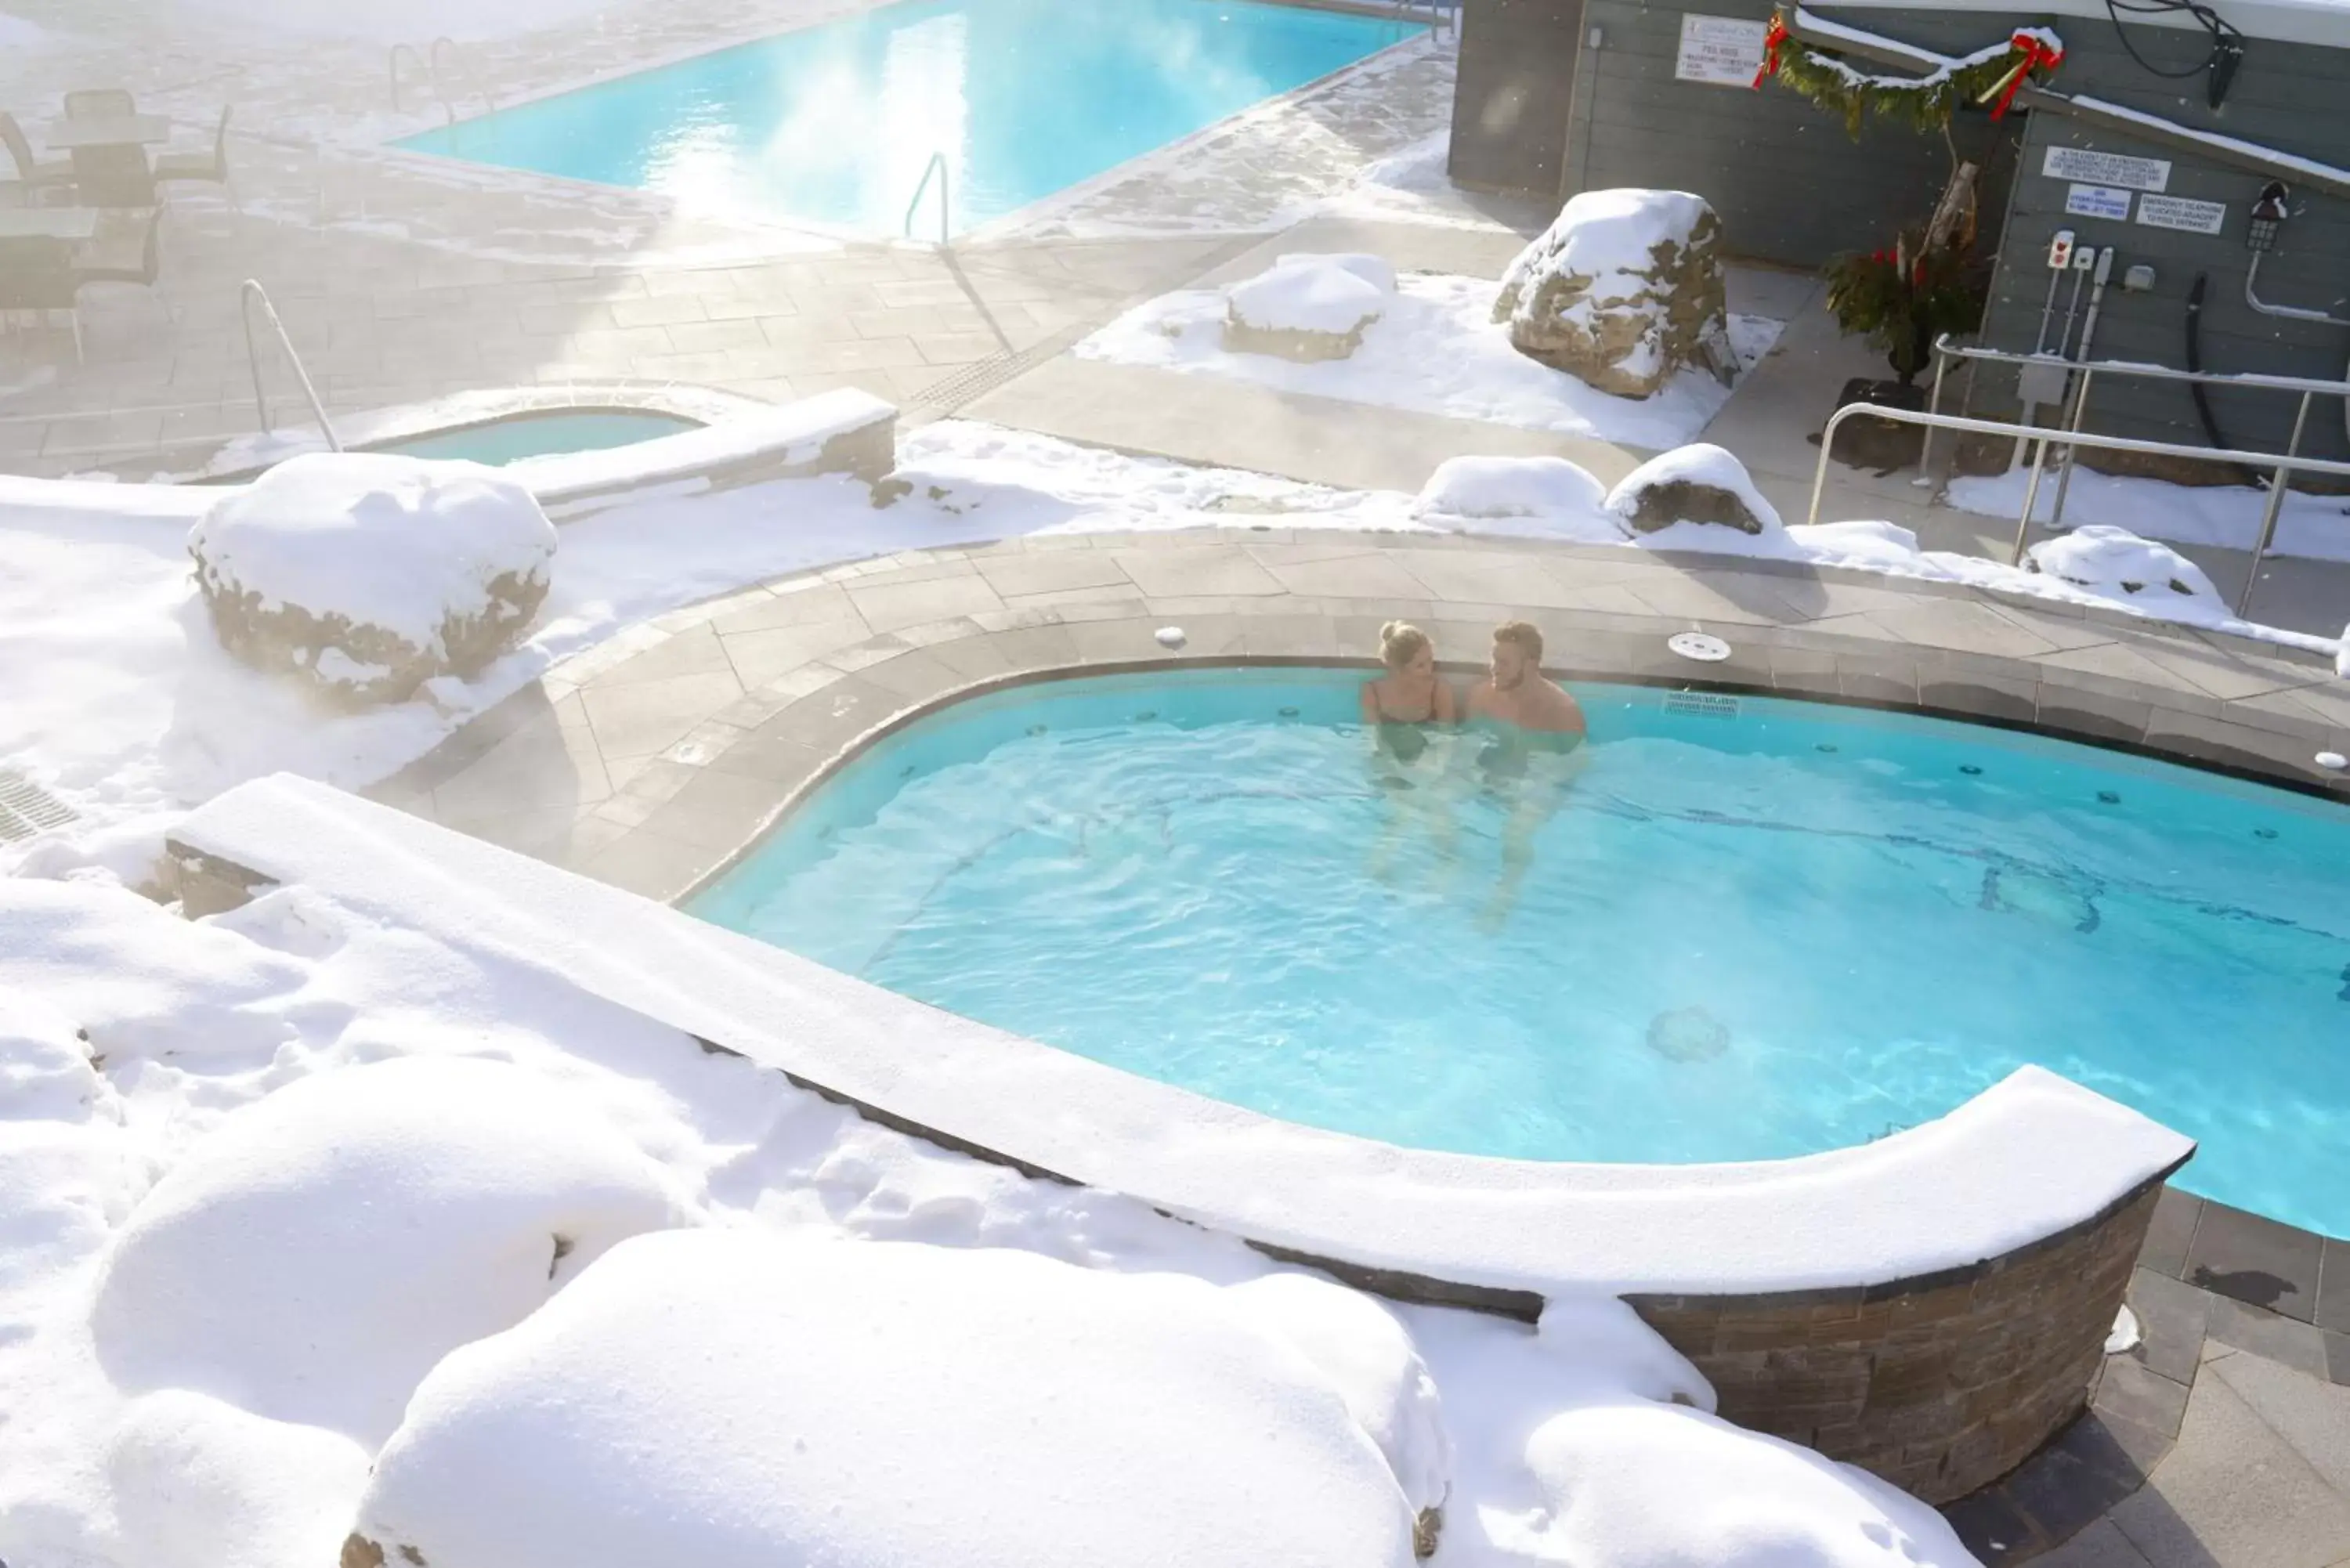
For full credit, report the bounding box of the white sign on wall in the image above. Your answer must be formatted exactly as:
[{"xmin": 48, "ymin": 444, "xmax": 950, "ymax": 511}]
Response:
[
  {"xmin": 2136, "ymin": 194, "xmax": 2229, "ymax": 234},
  {"xmin": 2063, "ymin": 183, "xmax": 2135, "ymax": 221},
  {"xmin": 1674, "ymin": 14, "xmax": 1770, "ymax": 87},
  {"xmin": 2043, "ymin": 146, "xmax": 2172, "ymax": 193}
]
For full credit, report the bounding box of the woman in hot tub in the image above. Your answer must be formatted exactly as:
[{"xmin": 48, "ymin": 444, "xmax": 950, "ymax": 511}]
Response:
[{"xmin": 1360, "ymin": 620, "xmax": 1459, "ymax": 879}]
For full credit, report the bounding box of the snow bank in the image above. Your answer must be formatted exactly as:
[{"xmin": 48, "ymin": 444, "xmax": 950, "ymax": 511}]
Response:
[
  {"xmin": 1412, "ymin": 456, "xmax": 1622, "ymax": 543},
  {"xmin": 1607, "ymin": 443, "xmax": 1783, "ymax": 536},
  {"xmin": 349, "ymin": 1229, "xmax": 1418, "ymax": 1568},
  {"xmin": 0, "ymin": 993, "xmax": 136, "ymax": 1288},
  {"xmin": 1081, "ymin": 275, "xmax": 1780, "ymax": 446},
  {"xmin": 189, "ymin": 453, "xmax": 556, "ymax": 704},
  {"xmin": 91, "ymin": 1054, "xmax": 689, "ymax": 1444},
  {"xmin": 1504, "ymin": 1400, "xmax": 1979, "ymax": 1566},
  {"xmin": 2026, "ymin": 525, "xmax": 2225, "ymax": 612},
  {"xmin": 1224, "ymin": 1271, "xmax": 1452, "ymax": 1515},
  {"xmin": 106, "ymin": 1390, "xmax": 371, "ymax": 1568},
  {"xmin": 1495, "ymin": 190, "xmax": 1737, "ymax": 399},
  {"xmin": 1225, "ymin": 255, "xmax": 1394, "ymax": 362}
]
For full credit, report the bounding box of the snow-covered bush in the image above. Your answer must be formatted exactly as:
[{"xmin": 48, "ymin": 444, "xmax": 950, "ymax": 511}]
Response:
[
  {"xmin": 188, "ymin": 453, "xmax": 557, "ymax": 706},
  {"xmin": 1607, "ymin": 444, "xmax": 1782, "ymax": 537},
  {"xmin": 1413, "ymin": 454, "xmax": 1614, "ymax": 534},
  {"xmin": 345, "ymin": 1230, "xmax": 1419, "ymax": 1568},
  {"xmin": 91, "ymin": 1055, "xmax": 689, "ymax": 1444},
  {"xmin": 1495, "ymin": 190, "xmax": 1737, "ymax": 399},
  {"xmin": 2026, "ymin": 525, "xmax": 2223, "ymax": 611},
  {"xmin": 1223, "ymin": 1271, "xmax": 1452, "ymax": 1522},
  {"xmin": 1224, "ymin": 254, "xmax": 1395, "ymax": 363},
  {"xmin": 105, "ymin": 1389, "xmax": 371, "ymax": 1568}
]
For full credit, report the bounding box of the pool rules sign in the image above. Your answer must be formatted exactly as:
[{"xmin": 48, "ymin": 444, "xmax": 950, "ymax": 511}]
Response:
[{"xmin": 1676, "ymin": 14, "xmax": 1770, "ymax": 85}]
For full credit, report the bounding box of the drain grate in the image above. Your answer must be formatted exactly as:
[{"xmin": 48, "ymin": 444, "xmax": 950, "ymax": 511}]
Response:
[
  {"xmin": 0, "ymin": 769, "xmax": 77, "ymax": 842},
  {"xmin": 1661, "ymin": 690, "xmax": 1741, "ymax": 721}
]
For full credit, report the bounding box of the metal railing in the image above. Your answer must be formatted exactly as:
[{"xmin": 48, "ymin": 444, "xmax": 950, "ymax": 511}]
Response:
[
  {"xmin": 905, "ymin": 151, "xmax": 949, "ymax": 247},
  {"xmin": 388, "ymin": 38, "xmax": 494, "ymax": 125},
  {"xmin": 429, "ymin": 38, "xmax": 497, "ymax": 121},
  {"xmin": 388, "ymin": 43, "xmax": 430, "ymax": 114},
  {"xmin": 1809, "ymin": 400, "xmax": 2350, "ymax": 616},
  {"xmin": 1918, "ymin": 333, "xmax": 2350, "ymax": 532},
  {"xmin": 240, "ymin": 280, "xmax": 342, "ymax": 454}
]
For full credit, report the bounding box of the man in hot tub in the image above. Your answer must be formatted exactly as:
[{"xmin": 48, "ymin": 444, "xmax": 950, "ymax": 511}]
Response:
[{"xmin": 1463, "ymin": 621, "xmax": 1588, "ymax": 927}]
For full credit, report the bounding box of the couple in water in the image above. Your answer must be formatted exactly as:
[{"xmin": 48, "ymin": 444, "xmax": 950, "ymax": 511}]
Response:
[{"xmin": 1358, "ymin": 620, "xmax": 1587, "ymax": 925}]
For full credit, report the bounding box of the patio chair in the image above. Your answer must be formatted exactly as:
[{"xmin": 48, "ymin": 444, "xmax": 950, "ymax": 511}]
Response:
[
  {"xmin": 0, "ymin": 110, "xmax": 77, "ymax": 201},
  {"xmin": 63, "ymin": 88, "xmax": 138, "ymax": 119},
  {"xmin": 70, "ymin": 143, "xmax": 154, "ymax": 208},
  {"xmin": 155, "ymin": 106, "xmax": 234, "ymax": 208},
  {"xmin": 0, "ymin": 233, "xmax": 88, "ymax": 360},
  {"xmin": 73, "ymin": 205, "xmax": 168, "ymax": 339}
]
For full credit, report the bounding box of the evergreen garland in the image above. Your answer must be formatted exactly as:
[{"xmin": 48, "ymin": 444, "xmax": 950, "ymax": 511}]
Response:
[{"xmin": 1755, "ymin": 12, "xmax": 2065, "ymax": 138}]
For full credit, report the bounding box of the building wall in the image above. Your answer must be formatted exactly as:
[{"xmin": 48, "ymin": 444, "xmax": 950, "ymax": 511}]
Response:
[{"xmin": 1972, "ymin": 28, "xmax": 2350, "ymax": 459}]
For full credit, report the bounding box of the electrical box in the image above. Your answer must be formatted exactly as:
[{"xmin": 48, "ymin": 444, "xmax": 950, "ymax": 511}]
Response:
[
  {"xmin": 2047, "ymin": 229, "xmax": 2076, "ymax": 269},
  {"xmin": 2123, "ymin": 264, "xmax": 2156, "ymax": 292},
  {"xmin": 2016, "ymin": 355, "xmax": 2071, "ymax": 404}
]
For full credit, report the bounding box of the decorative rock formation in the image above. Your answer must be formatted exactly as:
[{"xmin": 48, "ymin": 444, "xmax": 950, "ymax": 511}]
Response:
[
  {"xmin": 189, "ymin": 453, "xmax": 557, "ymax": 706},
  {"xmin": 1605, "ymin": 444, "xmax": 1782, "ymax": 537},
  {"xmin": 1494, "ymin": 190, "xmax": 1737, "ymax": 399},
  {"xmin": 1224, "ymin": 253, "xmax": 1395, "ymax": 363}
]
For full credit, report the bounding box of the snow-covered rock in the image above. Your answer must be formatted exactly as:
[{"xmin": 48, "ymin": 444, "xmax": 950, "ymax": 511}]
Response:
[
  {"xmin": 106, "ymin": 1390, "xmax": 371, "ymax": 1568},
  {"xmin": 1535, "ymin": 1295, "xmax": 1715, "ymax": 1411},
  {"xmin": 1224, "ymin": 254, "xmax": 1394, "ymax": 363},
  {"xmin": 1494, "ymin": 190, "xmax": 1736, "ymax": 399},
  {"xmin": 2026, "ymin": 525, "xmax": 2223, "ymax": 612},
  {"xmin": 1223, "ymin": 1271, "xmax": 1452, "ymax": 1520},
  {"xmin": 90, "ymin": 1055, "xmax": 689, "ymax": 1445},
  {"xmin": 2336, "ymin": 623, "xmax": 2348, "ymax": 680},
  {"xmin": 188, "ymin": 453, "xmax": 557, "ymax": 706},
  {"xmin": 346, "ymin": 1230, "xmax": 1419, "ymax": 1568},
  {"xmin": 1413, "ymin": 455, "xmax": 1616, "ymax": 536},
  {"xmin": 1607, "ymin": 444, "xmax": 1782, "ymax": 537},
  {"xmin": 1506, "ymin": 1400, "xmax": 1978, "ymax": 1567}
]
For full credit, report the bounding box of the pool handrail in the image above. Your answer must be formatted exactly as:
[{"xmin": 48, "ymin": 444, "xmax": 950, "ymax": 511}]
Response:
[
  {"xmin": 239, "ymin": 279, "xmax": 342, "ymax": 453},
  {"xmin": 905, "ymin": 151, "xmax": 949, "ymax": 247},
  {"xmin": 429, "ymin": 37, "xmax": 496, "ymax": 125}
]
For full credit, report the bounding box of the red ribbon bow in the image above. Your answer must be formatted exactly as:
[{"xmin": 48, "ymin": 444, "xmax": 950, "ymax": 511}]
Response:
[
  {"xmin": 1987, "ymin": 31, "xmax": 2065, "ymax": 118},
  {"xmin": 1752, "ymin": 12, "xmax": 1791, "ymax": 89}
]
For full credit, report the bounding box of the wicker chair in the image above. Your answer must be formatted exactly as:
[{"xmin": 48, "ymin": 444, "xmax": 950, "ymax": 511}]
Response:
[
  {"xmin": 155, "ymin": 106, "xmax": 233, "ymax": 208},
  {"xmin": 0, "ymin": 233, "xmax": 88, "ymax": 359},
  {"xmin": 62, "ymin": 88, "xmax": 138, "ymax": 119},
  {"xmin": 0, "ymin": 110, "xmax": 77, "ymax": 201}
]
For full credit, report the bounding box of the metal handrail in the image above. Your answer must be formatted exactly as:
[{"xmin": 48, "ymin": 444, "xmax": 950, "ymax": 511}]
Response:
[
  {"xmin": 388, "ymin": 43, "xmax": 429, "ymax": 113},
  {"xmin": 1808, "ymin": 400, "xmax": 2350, "ymax": 616},
  {"xmin": 240, "ymin": 280, "xmax": 342, "ymax": 454},
  {"xmin": 429, "ymin": 37, "xmax": 496, "ymax": 121},
  {"xmin": 904, "ymin": 151, "xmax": 949, "ymax": 246}
]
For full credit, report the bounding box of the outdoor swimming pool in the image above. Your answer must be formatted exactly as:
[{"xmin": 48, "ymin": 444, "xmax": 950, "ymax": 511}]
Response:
[
  {"xmin": 692, "ymin": 669, "xmax": 2350, "ymax": 1237},
  {"xmin": 395, "ymin": 0, "xmax": 1423, "ymax": 234},
  {"xmin": 374, "ymin": 410, "xmax": 701, "ymax": 464}
]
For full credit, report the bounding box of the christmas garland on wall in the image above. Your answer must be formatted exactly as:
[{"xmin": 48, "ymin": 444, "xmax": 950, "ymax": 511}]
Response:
[{"xmin": 1753, "ymin": 10, "xmax": 2065, "ymax": 137}]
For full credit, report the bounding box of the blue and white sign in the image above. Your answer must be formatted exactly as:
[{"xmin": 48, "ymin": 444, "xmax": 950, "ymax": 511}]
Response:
[{"xmin": 2063, "ymin": 183, "xmax": 2134, "ymax": 222}]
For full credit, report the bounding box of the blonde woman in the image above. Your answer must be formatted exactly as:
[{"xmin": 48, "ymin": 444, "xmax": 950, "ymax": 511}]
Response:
[{"xmin": 1361, "ymin": 621, "xmax": 1459, "ymax": 880}]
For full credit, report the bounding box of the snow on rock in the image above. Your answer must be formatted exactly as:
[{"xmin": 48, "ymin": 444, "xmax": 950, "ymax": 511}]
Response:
[
  {"xmin": 1495, "ymin": 190, "xmax": 1737, "ymax": 399},
  {"xmin": 1225, "ymin": 254, "xmax": 1395, "ymax": 363},
  {"xmin": 0, "ymin": 992, "xmax": 136, "ymax": 1286},
  {"xmin": 90, "ymin": 1054, "xmax": 690, "ymax": 1446},
  {"xmin": 2337, "ymin": 623, "xmax": 2348, "ymax": 680},
  {"xmin": 1534, "ymin": 1296, "xmax": 1714, "ymax": 1411},
  {"xmin": 346, "ymin": 1229, "xmax": 1419, "ymax": 1568},
  {"xmin": 2026, "ymin": 525, "xmax": 2224, "ymax": 611},
  {"xmin": 0, "ymin": 876, "xmax": 307, "ymax": 1066},
  {"xmin": 1503, "ymin": 1400, "xmax": 1979, "ymax": 1567},
  {"xmin": 188, "ymin": 453, "xmax": 557, "ymax": 706},
  {"xmin": 106, "ymin": 1389, "xmax": 371, "ymax": 1568},
  {"xmin": 1223, "ymin": 1271, "xmax": 1452, "ymax": 1518},
  {"xmin": 1412, "ymin": 456, "xmax": 1625, "ymax": 543},
  {"xmin": 1607, "ymin": 443, "xmax": 1782, "ymax": 537}
]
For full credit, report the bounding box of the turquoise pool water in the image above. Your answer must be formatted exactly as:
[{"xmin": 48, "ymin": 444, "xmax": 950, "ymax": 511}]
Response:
[
  {"xmin": 692, "ymin": 670, "xmax": 2350, "ymax": 1237},
  {"xmin": 395, "ymin": 0, "xmax": 1422, "ymax": 234},
  {"xmin": 373, "ymin": 410, "xmax": 700, "ymax": 464}
]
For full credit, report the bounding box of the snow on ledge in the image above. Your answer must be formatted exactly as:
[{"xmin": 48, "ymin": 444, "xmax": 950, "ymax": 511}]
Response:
[{"xmin": 170, "ymin": 775, "xmax": 2198, "ymax": 1302}]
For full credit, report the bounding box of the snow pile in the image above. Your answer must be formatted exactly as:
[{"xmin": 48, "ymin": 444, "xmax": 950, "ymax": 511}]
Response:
[
  {"xmin": 189, "ymin": 453, "xmax": 557, "ymax": 705},
  {"xmin": 1494, "ymin": 190, "xmax": 1738, "ymax": 399},
  {"xmin": 91, "ymin": 1055, "xmax": 689, "ymax": 1444},
  {"xmin": 1607, "ymin": 443, "xmax": 1784, "ymax": 537},
  {"xmin": 1412, "ymin": 455, "xmax": 1622, "ymax": 542},
  {"xmin": 1948, "ymin": 464, "xmax": 2350, "ymax": 565},
  {"xmin": 2026, "ymin": 525, "xmax": 2225, "ymax": 611},
  {"xmin": 106, "ymin": 1389, "xmax": 371, "ymax": 1568},
  {"xmin": 1224, "ymin": 254, "xmax": 1395, "ymax": 362},
  {"xmin": 1082, "ymin": 275, "xmax": 1780, "ymax": 445},
  {"xmin": 348, "ymin": 1230, "xmax": 1419, "ymax": 1568},
  {"xmin": 1224, "ymin": 1271, "xmax": 1452, "ymax": 1518}
]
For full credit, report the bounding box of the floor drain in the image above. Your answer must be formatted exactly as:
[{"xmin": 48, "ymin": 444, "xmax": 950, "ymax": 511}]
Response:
[
  {"xmin": 2098, "ymin": 790, "xmax": 2121, "ymax": 805},
  {"xmin": 1668, "ymin": 631, "xmax": 1731, "ymax": 663},
  {"xmin": 1816, "ymin": 743, "xmax": 1838, "ymax": 754},
  {"xmin": 2255, "ymin": 827, "xmax": 2279, "ymax": 840},
  {"xmin": 0, "ymin": 769, "xmax": 76, "ymax": 842},
  {"xmin": 1960, "ymin": 764, "xmax": 1983, "ymax": 775}
]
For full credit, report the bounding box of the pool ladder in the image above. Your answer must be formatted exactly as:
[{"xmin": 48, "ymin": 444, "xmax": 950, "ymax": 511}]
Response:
[
  {"xmin": 905, "ymin": 151, "xmax": 949, "ymax": 247},
  {"xmin": 240, "ymin": 280, "xmax": 343, "ymax": 453},
  {"xmin": 389, "ymin": 38, "xmax": 497, "ymax": 127}
]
